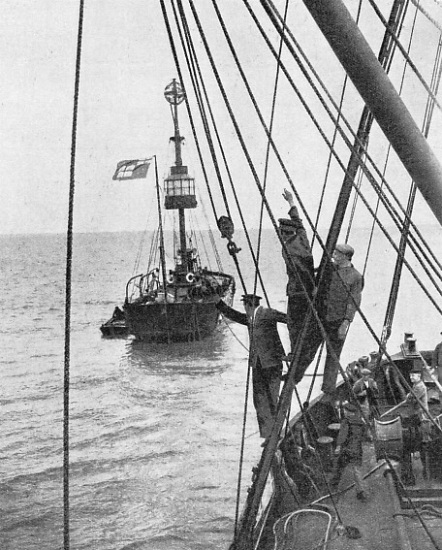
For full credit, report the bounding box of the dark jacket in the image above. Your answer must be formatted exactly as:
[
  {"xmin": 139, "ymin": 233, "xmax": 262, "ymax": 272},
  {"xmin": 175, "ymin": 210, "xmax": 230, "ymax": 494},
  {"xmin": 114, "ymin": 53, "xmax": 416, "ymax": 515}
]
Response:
[
  {"xmin": 323, "ymin": 263, "xmax": 364, "ymax": 323},
  {"xmin": 353, "ymin": 377, "xmax": 379, "ymax": 401},
  {"xmin": 216, "ymin": 301, "xmax": 287, "ymax": 369},
  {"xmin": 336, "ymin": 415, "xmax": 364, "ymax": 461},
  {"xmin": 281, "ymin": 206, "xmax": 315, "ymax": 297}
]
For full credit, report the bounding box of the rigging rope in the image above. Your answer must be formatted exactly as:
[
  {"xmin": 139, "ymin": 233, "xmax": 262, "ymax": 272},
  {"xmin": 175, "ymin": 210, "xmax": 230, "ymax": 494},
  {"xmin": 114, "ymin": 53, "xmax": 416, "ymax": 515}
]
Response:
[
  {"xmin": 172, "ymin": 0, "xmax": 268, "ymax": 298},
  {"xmin": 311, "ymin": 0, "xmax": 364, "ymax": 246},
  {"xmin": 172, "ymin": 1, "xmax": 232, "ymax": 222},
  {"xmin": 174, "ymin": 0, "xmax": 442, "ymax": 316},
  {"xmin": 253, "ymin": 0, "xmax": 290, "ymax": 307},
  {"xmin": 183, "ymin": 8, "xmax": 442, "ymax": 536},
  {"xmin": 411, "ymin": 0, "xmax": 442, "ymax": 33},
  {"xmin": 170, "ymin": 0, "xmax": 442, "ymax": 355},
  {"xmin": 165, "ymin": 0, "xmax": 251, "ymax": 294},
  {"xmin": 160, "ymin": 0, "xmax": 220, "ymax": 225},
  {"xmin": 260, "ymin": 0, "xmax": 442, "ymax": 291},
  {"xmin": 253, "ymin": 0, "xmax": 442, "ymax": 311},
  {"xmin": 166, "ymin": 3, "xmax": 442, "ymax": 548},
  {"xmin": 367, "ymin": 0, "xmax": 442, "ymax": 112},
  {"xmin": 183, "ymin": 0, "xmax": 442, "ymax": 350},
  {"xmin": 351, "ymin": 0, "xmax": 414, "ymax": 275},
  {"xmin": 382, "ymin": 23, "xmax": 442, "ymax": 343},
  {"xmin": 64, "ymin": 2, "xmax": 85, "ymax": 549}
]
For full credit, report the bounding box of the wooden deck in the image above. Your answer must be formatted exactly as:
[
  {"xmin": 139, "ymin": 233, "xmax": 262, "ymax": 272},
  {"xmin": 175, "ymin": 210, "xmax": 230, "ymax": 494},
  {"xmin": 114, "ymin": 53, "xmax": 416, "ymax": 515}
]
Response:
[{"xmin": 312, "ymin": 442, "xmax": 442, "ymax": 550}]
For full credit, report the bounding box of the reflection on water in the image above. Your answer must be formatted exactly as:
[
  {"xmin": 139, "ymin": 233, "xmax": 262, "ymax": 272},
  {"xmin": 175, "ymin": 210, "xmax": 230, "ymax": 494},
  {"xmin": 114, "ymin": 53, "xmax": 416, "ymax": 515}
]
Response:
[{"xmin": 125, "ymin": 329, "xmax": 231, "ymax": 374}]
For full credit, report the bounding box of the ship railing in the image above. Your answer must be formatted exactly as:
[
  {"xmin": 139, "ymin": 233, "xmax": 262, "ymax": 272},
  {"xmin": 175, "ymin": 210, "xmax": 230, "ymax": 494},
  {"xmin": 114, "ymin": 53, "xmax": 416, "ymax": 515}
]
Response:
[{"xmin": 125, "ymin": 273, "xmax": 160, "ymax": 304}]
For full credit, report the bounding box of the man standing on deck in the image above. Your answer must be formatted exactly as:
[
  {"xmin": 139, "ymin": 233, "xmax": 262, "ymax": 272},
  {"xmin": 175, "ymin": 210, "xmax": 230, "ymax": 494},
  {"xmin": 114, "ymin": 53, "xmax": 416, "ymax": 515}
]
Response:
[
  {"xmin": 279, "ymin": 188, "xmax": 315, "ymax": 359},
  {"xmin": 216, "ymin": 294, "xmax": 287, "ymax": 443},
  {"xmin": 330, "ymin": 400, "xmax": 368, "ymax": 501},
  {"xmin": 400, "ymin": 364, "xmax": 429, "ymax": 485},
  {"xmin": 405, "ymin": 364, "xmax": 429, "ymax": 419}
]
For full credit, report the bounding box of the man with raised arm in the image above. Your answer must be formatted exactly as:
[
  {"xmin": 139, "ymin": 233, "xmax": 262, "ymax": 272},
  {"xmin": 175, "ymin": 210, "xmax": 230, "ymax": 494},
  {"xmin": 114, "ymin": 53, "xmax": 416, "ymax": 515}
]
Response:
[
  {"xmin": 279, "ymin": 188, "xmax": 315, "ymax": 359},
  {"xmin": 216, "ymin": 294, "xmax": 287, "ymax": 443}
]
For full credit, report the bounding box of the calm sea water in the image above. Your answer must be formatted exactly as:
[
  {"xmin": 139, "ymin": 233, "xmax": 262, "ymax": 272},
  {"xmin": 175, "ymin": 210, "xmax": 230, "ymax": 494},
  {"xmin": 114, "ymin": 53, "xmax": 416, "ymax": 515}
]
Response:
[{"xmin": 1, "ymin": 226, "xmax": 441, "ymax": 549}]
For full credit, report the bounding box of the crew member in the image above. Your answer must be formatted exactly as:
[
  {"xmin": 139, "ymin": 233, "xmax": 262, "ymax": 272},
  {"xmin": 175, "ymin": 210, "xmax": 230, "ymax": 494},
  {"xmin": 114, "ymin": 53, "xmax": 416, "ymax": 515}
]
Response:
[
  {"xmin": 319, "ymin": 243, "xmax": 364, "ymax": 395},
  {"xmin": 216, "ymin": 294, "xmax": 287, "ymax": 442},
  {"xmin": 368, "ymin": 350, "xmax": 380, "ymax": 371},
  {"xmin": 401, "ymin": 364, "xmax": 429, "ymax": 485},
  {"xmin": 353, "ymin": 368, "xmax": 379, "ymax": 421},
  {"xmin": 279, "ymin": 188, "xmax": 315, "ymax": 358},
  {"xmin": 406, "ymin": 364, "xmax": 429, "ymax": 420},
  {"xmin": 148, "ymin": 268, "xmax": 160, "ymax": 293},
  {"xmin": 331, "ymin": 400, "xmax": 368, "ymax": 501},
  {"xmin": 280, "ymin": 242, "xmax": 364, "ymax": 392}
]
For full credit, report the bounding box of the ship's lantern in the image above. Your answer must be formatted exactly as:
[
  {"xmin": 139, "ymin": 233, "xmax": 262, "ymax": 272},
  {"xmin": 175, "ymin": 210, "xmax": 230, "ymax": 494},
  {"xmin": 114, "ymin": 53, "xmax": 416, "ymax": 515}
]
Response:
[{"xmin": 164, "ymin": 165, "xmax": 197, "ymax": 210}]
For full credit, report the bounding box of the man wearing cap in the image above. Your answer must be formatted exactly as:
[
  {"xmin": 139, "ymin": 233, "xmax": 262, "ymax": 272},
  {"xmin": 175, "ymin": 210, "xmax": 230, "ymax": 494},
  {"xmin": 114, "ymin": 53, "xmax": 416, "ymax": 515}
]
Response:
[
  {"xmin": 319, "ymin": 242, "xmax": 364, "ymax": 395},
  {"xmin": 368, "ymin": 350, "xmax": 380, "ymax": 370},
  {"xmin": 400, "ymin": 364, "xmax": 430, "ymax": 484},
  {"xmin": 216, "ymin": 294, "xmax": 287, "ymax": 441},
  {"xmin": 280, "ymin": 189, "xmax": 315, "ymax": 357},
  {"xmin": 353, "ymin": 366, "xmax": 379, "ymax": 422},
  {"xmin": 330, "ymin": 400, "xmax": 368, "ymax": 501},
  {"xmin": 405, "ymin": 364, "xmax": 429, "ymax": 420}
]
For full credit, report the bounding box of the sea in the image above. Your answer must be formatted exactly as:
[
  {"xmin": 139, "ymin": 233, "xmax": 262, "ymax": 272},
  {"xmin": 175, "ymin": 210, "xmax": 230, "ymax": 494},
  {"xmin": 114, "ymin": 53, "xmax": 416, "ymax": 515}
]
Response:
[{"xmin": 1, "ymin": 226, "xmax": 442, "ymax": 550}]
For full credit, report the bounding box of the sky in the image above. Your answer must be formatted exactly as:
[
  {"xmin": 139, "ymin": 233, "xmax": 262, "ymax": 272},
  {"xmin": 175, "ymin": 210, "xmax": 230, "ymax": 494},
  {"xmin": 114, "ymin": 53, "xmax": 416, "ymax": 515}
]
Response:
[{"xmin": 2, "ymin": 0, "xmax": 442, "ymax": 235}]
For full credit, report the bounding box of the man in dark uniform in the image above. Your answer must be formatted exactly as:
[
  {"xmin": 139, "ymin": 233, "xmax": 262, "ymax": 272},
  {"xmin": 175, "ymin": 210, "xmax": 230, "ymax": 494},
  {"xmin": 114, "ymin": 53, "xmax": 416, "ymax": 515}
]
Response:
[
  {"xmin": 320, "ymin": 243, "xmax": 364, "ymax": 395},
  {"xmin": 331, "ymin": 400, "xmax": 368, "ymax": 501},
  {"xmin": 353, "ymin": 367, "xmax": 379, "ymax": 421},
  {"xmin": 279, "ymin": 188, "xmax": 315, "ymax": 358},
  {"xmin": 400, "ymin": 364, "xmax": 429, "ymax": 485},
  {"xmin": 216, "ymin": 294, "xmax": 287, "ymax": 441}
]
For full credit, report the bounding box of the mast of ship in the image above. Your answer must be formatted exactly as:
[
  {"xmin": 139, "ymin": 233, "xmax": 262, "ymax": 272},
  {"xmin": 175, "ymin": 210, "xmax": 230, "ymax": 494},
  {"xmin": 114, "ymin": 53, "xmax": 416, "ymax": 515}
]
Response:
[{"xmin": 164, "ymin": 79, "xmax": 198, "ymax": 279}]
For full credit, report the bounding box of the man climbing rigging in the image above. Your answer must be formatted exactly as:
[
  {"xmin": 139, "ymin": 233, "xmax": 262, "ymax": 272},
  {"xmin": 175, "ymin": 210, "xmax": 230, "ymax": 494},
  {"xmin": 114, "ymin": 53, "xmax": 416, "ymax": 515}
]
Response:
[
  {"xmin": 277, "ymin": 189, "xmax": 363, "ymax": 394},
  {"xmin": 279, "ymin": 188, "xmax": 315, "ymax": 358},
  {"xmin": 319, "ymin": 243, "xmax": 364, "ymax": 395},
  {"xmin": 216, "ymin": 294, "xmax": 287, "ymax": 443}
]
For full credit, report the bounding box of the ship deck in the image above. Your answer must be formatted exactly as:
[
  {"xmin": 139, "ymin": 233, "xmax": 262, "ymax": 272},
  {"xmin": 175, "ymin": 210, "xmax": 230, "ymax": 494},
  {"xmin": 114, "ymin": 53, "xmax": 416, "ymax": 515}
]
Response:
[{"xmin": 317, "ymin": 441, "xmax": 442, "ymax": 550}]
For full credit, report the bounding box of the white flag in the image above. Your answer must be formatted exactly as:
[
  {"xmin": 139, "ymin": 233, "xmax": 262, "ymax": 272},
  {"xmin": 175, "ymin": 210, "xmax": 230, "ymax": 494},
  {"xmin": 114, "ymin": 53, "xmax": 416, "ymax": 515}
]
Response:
[{"xmin": 112, "ymin": 158, "xmax": 152, "ymax": 180}]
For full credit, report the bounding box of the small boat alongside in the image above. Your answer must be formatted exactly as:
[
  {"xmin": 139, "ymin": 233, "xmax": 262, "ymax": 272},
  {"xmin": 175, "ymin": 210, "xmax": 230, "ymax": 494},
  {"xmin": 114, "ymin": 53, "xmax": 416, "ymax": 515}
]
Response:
[{"xmin": 100, "ymin": 306, "xmax": 127, "ymax": 338}]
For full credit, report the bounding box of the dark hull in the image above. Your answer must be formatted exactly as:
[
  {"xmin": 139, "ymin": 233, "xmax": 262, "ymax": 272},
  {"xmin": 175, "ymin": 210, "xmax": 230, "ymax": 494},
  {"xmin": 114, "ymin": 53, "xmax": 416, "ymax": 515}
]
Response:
[
  {"xmin": 124, "ymin": 268, "xmax": 235, "ymax": 342},
  {"xmin": 100, "ymin": 318, "xmax": 128, "ymax": 338},
  {"xmin": 124, "ymin": 300, "xmax": 222, "ymax": 342}
]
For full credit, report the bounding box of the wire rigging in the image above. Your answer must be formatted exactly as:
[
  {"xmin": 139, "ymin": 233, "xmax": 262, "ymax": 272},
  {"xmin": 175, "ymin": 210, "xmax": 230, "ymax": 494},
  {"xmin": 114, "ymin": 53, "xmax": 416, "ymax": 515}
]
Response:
[
  {"xmin": 312, "ymin": 0, "xmax": 364, "ymax": 246},
  {"xmin": 173, "ymin": 0, "xmax": 268, "ymax": 298},
  {"xmin": 177, "ymin": 0, "xmax": 442, "ymax": 325},
  {"xmin": 367, "ymin": 0, "xmax": 442, "ymax": 112},
  {"xmin": 253, "ymin": 0, "xmax": 290, "ymax": 307},
  {"xmin": 174, "ymin": 0, "xmax": 442, "ymax": 383},
  {"xmin": 262, "ymin": 0, "xmax": 442, "ymax": 285},
  {"xmin": 252, "ymin": 0, "xmax": 442, "ymax": 308},
  {"xmin": 163, "ymin": 3, "xmax": 442, "ymax": 547},
  {"xmin": 64, "ymin": 2, "xmax": 85, "ymax": 549}
]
